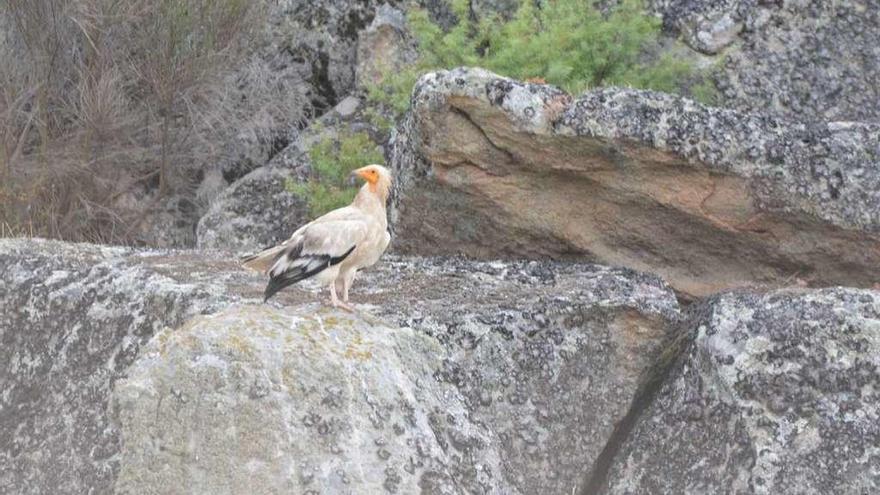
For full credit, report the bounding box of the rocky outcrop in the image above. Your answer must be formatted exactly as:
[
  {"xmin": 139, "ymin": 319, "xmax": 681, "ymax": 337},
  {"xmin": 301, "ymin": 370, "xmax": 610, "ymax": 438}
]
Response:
[
  {"xmin": 114, "ymin": 304, "xmax": 515, "ymax": 494},
  {"xmin": 196, "ymin": 166, "xmax": 310, "ymax": 251},
  {"xmin": 603, "ymin": 288, "xmax": 880, "ymax": 494},
  {"xmin": 0, "ymin": 238, "xmax": 680, "ymax": 494},
  {"xmin": 650, "ymin": 0, "xmax": 880, "ymax": 122},
  {"xmin": 265, "ymin": 0, "xmax": 387, "ymax": 112},
  {"xmin": 390, "ymin": 68, "xmax": 880, "ymax": 297},
  {"xmin": 355, "ymin": 4, "xmax": 418, "ymax": 89},
  {"xmin": 371, "ymin": 257, "xmax": 681, "ymax": 494}
]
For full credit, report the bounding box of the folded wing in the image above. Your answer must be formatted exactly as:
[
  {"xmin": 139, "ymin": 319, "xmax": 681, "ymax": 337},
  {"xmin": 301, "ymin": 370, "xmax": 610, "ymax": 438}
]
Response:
[{"xmin": 260, "ymin": 217, "xmax": 368, "ymax": 301}]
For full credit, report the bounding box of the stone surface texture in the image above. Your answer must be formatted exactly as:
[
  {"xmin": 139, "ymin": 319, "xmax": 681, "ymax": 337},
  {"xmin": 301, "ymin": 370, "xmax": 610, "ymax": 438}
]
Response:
[
  {"xmin": 650, "ymin": 0, "xmax": 880, "ymax": 122},
  {"xmin": 196, "ymin": 166, "xmax": 310, "ymax": 252},
  {"xmin": 355, "ymin": 4, "xmax": 418, "ymax": 88},
  {"xmin": 604, "ymin": 288, "xmax": 880, "ymax": 494},
  {"xmin": 114, "ymin": 304, "xmax": 515, "ymax": 494},
  {"xmin": 0, "ymin": 239, "xmax": 234, "ymax": 495},
  {"xmin": 372, "ymin": 257, "xmax": 680, "ymax": 495}
]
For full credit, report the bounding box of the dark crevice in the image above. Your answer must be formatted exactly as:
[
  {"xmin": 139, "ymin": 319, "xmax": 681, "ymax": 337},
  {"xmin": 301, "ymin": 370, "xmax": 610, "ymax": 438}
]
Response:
[
  {"xmin": 580, "ymin": 315, "xmax": 697, "ymax": 494},
  {"xmin": 309, "ymin": 49, "xmax": 338, "ymax": 112},
  {"xmin": 448, "ymin": 105, "xmax": 518, "ymax": 165},
  {"xmin": 266, "ymin": 133, "xmax": 292, "ymax": 163}
]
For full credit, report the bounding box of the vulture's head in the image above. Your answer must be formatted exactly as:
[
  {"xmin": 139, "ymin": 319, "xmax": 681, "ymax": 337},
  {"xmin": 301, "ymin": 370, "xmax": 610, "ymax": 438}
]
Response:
[{"xmin": 352, "ymin": 164, "xmax": 392, "ymax": 200}]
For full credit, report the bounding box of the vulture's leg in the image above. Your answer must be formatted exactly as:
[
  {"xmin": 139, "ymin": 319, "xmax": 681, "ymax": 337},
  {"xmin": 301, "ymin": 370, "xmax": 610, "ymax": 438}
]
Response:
[
  {"xmin": 341, "ymin": 271, "xmax": 357, "ymax": 303},
  {"xmin": 329, "ymin": 282, "xmax": 354, "ymax": 312}
]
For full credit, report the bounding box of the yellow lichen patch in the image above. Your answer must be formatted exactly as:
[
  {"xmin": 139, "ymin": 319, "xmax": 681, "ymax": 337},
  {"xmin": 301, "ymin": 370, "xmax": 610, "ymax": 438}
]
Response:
[
  {"xmin": 254, "ymin": 325, "xmax": 280, "ymax": 339},
  {"xmin": 341, "ymin": 333, "xmax": 376, "ymax": 361},
  {"xmin": 179, "ymin": 333, "xmax": 200, "ymax": 351},
  {"xmin": 155, "ymin": 329, "xmax": 172, "ymax": 355},
  {"xmin": 343, "ymin": 346, "xmax": 374, "ymax": 361},
  {"xmin": 281, "ymin": 365, "xmax": 298, "ymax": 390},
  {"xmin": 224, "ymin": 333, "xmax": 256, "ymax": 358}
]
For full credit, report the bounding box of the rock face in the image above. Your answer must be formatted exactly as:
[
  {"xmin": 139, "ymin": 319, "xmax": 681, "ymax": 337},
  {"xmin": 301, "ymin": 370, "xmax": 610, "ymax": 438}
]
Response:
[
  {"xmin": 0, "ymin": 239, "xmax": 233, "ymax": 495},
  {"xmin": 390, "ymin": 67, "xmax": 880, "ymax": 297},
  {"xmin": 196, "ymin": 166, "xmax": 310, "ymax": 251},
  {"xmin": 131, "ymin": 194, "xmax": 201, "ymax": 248},
  {"xmin": 371, "ymin": 257, "xmax": 680, "ymax": 495},
  {"xmin": 114, "ymin": 304, "xmax": 514, "ymax": 494},
  {"xmin": 0, "ymin": 238, "xmax": 680, "ymax": 494},
  {"xmin": 603, "ymin": 288, "xmax": 880, "ymax": 494},
  {"xmin": 355, "ymin": 4, "xmax": 418, "ymax": 88},
  {"xmin": 650, "ymin": 0, "xmax": 880, "ymax": 122},
  {"xmin": 266, "ymin": 0, "xmax": 387, "ymax": 112}
]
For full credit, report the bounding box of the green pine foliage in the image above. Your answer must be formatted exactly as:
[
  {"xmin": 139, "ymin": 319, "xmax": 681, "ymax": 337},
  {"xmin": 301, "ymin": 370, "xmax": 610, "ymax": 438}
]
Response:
[
  {"xmin": 367, "ymin": 0, "xmax": 714, "ymax": 113},
  {"xmin": 286, "ymin": 131, "xmax": 385, "ymax": 217}
]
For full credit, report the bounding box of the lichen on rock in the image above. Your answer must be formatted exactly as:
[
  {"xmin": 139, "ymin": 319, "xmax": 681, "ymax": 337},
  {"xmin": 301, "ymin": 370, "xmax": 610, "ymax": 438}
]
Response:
[{"xmin": 603, "ymin": 288, "xmax": 880, "ymax": 494}]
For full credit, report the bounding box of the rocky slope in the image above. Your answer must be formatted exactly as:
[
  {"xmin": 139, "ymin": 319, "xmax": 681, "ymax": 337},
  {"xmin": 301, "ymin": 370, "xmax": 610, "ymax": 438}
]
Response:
[
  {"xmin": 389, "ymin": 67, "xmax": 880, "ymax": 298},
  {"xmin": 4, "ymin": 1, "xmax": 880, "ymax": 493},
  {"xmin": 0, "ymin": 238, "xmax": 680, "ymax": 494}
]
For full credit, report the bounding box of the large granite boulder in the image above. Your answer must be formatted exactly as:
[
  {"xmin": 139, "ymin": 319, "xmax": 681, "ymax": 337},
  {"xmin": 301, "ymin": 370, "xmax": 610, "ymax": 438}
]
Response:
[
  {"xmin": 371, "ymin": 257, "xmax": 681, "ymax": 494},
  {"xmin": 114, "ymin": 304, "xmax": 514, "ymax": 494},
  {"xmin": 389, "ymin": 67, "xmax": 880, "ymax": 297},
  {"xmin": 0, "ymin": 238, "xmax": 680, "ymax": 494},
  {"xmin": 603, "ymin": 288, "xmax": 880, "ymax": 494}
]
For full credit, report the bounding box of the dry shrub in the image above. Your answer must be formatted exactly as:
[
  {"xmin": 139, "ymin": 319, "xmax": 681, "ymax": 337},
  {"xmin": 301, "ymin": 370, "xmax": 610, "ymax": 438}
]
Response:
[{"xmin": 0, "ymin": 0, "xmax": 308, "ymax": 245}]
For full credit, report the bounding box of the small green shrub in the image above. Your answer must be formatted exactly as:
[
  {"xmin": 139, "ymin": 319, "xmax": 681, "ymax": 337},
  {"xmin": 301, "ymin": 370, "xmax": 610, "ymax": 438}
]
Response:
[
  {"xmin": 366, "ymin": 67, "xmax": 421, "ymax": 116},
  {"xmin": 286, "ymin": 131, "xmax": 385, "ymax": 217},
  {"xmin": 367, "ymin": 0, "xmax": 713, "ymax": 114},
  {"xmin": 690, "ymin": 77, "xmax": 720, "ymax": 106}
]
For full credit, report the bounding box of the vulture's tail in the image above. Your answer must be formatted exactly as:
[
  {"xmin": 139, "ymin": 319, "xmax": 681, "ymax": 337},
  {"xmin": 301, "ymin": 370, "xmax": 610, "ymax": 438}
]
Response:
[{"xmin": 240, "ymin": 244, "xmax": 287, "ymax": 274}]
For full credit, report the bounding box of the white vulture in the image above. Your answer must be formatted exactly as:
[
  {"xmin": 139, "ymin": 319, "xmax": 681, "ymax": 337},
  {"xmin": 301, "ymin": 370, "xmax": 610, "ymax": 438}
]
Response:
[{"xmin": 241, "ymin": 164, "xmax": 392, "ymax": 310}]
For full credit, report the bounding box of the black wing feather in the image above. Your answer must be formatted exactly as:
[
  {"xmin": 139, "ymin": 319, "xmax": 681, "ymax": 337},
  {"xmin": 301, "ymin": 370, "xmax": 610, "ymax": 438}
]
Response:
[{"xmin": 263, "ymin": 245, "xmax": 356, "ymax": 302}]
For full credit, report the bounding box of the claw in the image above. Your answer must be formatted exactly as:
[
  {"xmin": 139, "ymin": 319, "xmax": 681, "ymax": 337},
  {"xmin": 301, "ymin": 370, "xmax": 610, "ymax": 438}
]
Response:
[
  {"xmin": 331, "ymin": 300, "xmax": 356, "ymax": 312},
  {"xmin": 329, "ymin": 284, "xmax": 355, "ymax": 312}
]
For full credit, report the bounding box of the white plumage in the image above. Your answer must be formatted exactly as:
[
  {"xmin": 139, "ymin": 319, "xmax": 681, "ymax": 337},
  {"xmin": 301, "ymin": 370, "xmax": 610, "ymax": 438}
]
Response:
[{"xmin": 241, "ymin": 164, "xmax": 392, "ymax": 309}]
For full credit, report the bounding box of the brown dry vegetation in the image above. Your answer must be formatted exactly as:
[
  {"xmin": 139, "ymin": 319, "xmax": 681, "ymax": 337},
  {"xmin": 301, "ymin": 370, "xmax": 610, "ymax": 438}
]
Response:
[{"xmin": 0, "ymin": 0, "xmax": 306, "ymax": 244}]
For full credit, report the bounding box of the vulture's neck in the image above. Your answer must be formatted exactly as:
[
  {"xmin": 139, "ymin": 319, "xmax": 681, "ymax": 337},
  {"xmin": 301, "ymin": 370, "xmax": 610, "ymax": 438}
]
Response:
[{"xmin": 353, "ymin": 179, "xmax": 390, "ymax": 213}]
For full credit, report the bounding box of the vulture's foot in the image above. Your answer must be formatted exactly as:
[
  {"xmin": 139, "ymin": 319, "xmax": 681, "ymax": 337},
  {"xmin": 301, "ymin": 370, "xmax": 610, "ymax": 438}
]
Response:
[{"xmin": 329, "ymin": 285, "xmax": 356, "ymax": 312}]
